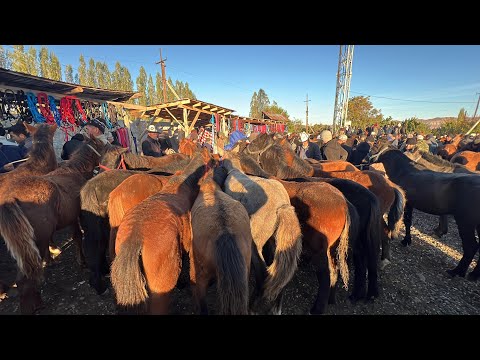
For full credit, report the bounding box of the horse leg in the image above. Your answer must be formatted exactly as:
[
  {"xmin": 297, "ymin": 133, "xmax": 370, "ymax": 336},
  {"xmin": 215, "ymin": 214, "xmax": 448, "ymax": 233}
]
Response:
[
  {"xmin": 249, "ymin": 242, "xmax": 268, "ymax": 313},
  {"xmin": 350, "ymin": 235, "xmax": 367, "ymax": 302},
  {"xmin": 446, "ymin": 221, "xmax": 479, "ymax": 278},
  {"xmin": 328, "ymin": 283, "xmax": 337, "ymax": 305},
  {"xmin": 16, "ymin": 272, "xmax": 43, "ymax": 315},
  {"xmin": 433, "ymin": 215, "xmax": 449, "ymax": 237},
  {"xmin": 401, "ymin": 203, "xmax": 413, "ymax": 246},
  {"xmin": 149, "ymin": 293, "xmax": 171, "ymax": 315},
  {"xmin": 466, "ymin": 225, "xmax": 480, "ymax": 281},
  {"xmin": 270, "ymin": 288, "xmax": 286, "ymax": 315},
  {"xmin": 73, "ymin": 219, "xmax": 86, "ymax": 267},
  {"xmin": 380, "ymin": 220, "xmax": 391, "ymax": 269},
  {"xmin": 189, "ymin": 254, "xmax": 209, "ymax": 315},
  {"xmin": 309, "ymin": 250, "xmax": 330, "ymax": 315}
]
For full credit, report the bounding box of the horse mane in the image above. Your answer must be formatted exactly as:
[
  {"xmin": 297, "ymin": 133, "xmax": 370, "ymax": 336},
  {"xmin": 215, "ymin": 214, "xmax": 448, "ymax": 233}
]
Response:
[
  {"xmin": 283, "ymin": 145, "xmax": 314, "ymax": 176},
  {"xmin": 52, "ymin": 138, "xmax": 104, "ymax": 177},
  {"xmin": 237, "ymin": 152, "xmax": 271, "ymax": 178},
  {"xmin": 246, "ymin": 133, "xmax": 275, "ymax": 153},
  {"xmin": 164, "ymin": 150, "xmax": 211, "ymax": 193},
  {"xmin": 418, "ymin": 151, "xmax": 456, "ymax": 168}
]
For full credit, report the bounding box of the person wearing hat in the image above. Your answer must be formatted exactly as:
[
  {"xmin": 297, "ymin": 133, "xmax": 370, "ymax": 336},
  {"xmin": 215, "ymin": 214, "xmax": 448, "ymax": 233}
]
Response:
[
  {"xmin": 321, "ymin": 131, "xmax": 349, "ymax": 161},
  {"xmin": 142, "ymin": 124, "xmax": 164, "ymax": 157},
  {"xmin": 84, "ymin": 118, "xmax": 108, "ymax": 144},
  {"xmin": 61, "ymin": 133, "xmax": 85, "ymax": 160},
  {"xmin": 296, "ymin": 132, "xmax": 321, "ymax": 160},
  {"xmin": 337, "ymin": 134, "xmax": 352, "ymax": 160},
  {"xmin": 416, "ymin": 134, "xmax": 430, "ymax": 153},
  {"xmin": 403, "ymin": 137, "xmax": 417, "ymax": 153}
]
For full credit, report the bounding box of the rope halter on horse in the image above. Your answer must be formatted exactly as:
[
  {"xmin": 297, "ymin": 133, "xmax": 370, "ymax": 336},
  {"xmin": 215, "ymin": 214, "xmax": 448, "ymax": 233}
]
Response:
[{"xmin": 97, "ymin": 153, "xmax": 127, "ymax": 172}]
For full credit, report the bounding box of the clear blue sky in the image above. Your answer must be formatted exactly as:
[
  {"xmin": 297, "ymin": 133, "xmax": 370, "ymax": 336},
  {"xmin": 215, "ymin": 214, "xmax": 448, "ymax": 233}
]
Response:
[{"xmin": 12, "ymin": 45, "xmax": 480, "ymax": 124}]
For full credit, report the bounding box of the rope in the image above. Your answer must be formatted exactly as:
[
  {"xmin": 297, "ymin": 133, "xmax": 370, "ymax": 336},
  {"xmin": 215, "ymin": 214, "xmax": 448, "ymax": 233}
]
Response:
[
  {"xmin": 26, "ymin": 92, "xmax": 46, "ymax": 123},
  {"xmin": 48, "ymin": 96, "xmax": 62, "ymax": 126},
  {"xmin": 37, "ymin": 93, "xmax": 55, "ymax": 124},
  {"xmin": 102, "ymin": 102, "xmax": 112, "ymax": 129},
  {"xmin": 60, "ymin": 96, "xmax": 76, "ymax": 124}
]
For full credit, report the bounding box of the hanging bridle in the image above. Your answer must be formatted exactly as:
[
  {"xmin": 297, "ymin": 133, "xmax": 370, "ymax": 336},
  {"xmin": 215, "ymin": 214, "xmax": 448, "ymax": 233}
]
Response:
[{"xmin": 98, "ymin": 153, "xmax": 127, "ymax": 171}]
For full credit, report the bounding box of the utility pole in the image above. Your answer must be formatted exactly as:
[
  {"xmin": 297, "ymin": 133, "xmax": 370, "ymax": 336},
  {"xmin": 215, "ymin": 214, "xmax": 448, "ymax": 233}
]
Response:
[
  {"xmin": 466, "ymin": 93, "xmax": 480, "ymax": 135},
  {"xmin": 304, "ymin": 94, "xmax": 311, "ymax": 133},
  {"xmin": 333, "ymin": 45, "xmax": 354, "ymax": 135},
  {"xmin": 155, "ymin": 49, "xmax": 168, "ymax": 103}
]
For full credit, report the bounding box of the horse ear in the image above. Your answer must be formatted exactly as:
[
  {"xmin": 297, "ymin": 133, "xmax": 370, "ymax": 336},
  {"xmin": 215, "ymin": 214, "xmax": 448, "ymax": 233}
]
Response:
[
  {"xmin": 24, "ymin": 122, "xmax": 37, "ymax": 134},
  {"xmin": 49, "ymin": 123, "xmax": 58, "ymax": 134}
]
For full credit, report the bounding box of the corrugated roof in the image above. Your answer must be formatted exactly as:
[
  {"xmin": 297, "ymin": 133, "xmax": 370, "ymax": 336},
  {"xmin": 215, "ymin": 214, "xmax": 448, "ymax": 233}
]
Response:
[
  {"xmin": 262, "ymin": 111, "xmax": 289, "ymax": 123},
  {"xmin": 0, "ymin": 67, "xmax": 137, "ymax": 102}
]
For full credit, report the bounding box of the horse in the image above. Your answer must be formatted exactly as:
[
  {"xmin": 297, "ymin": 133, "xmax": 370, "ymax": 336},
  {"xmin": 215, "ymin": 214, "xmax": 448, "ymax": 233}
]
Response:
[
  {"xmin": 0, "ymin": 136, "xmax": 106, "ymax": 314},
  {"xmin": 437, "ymin": 134, "xmax": 463, "ymax": 160},
  {"xmin": 278, "ymin": 179, "xmax": 357, "ymax": 314},
  {"xmin": 221, "ymin": 152, "xmax": 302, "ymax": 314},
  {"xmin": 370, "ymin": 146, "xmax": 480, "ymax": 280},
  {"xmin": 178, "ymin": 138, "xmax": 200, "ymax": 157},
  {"xmin": 235, "ymin": 152, "xmax": 382, "ymax": 302},
  {"xmin": 405, "ymin": 149, "xmax": 478, "ymax": 237},
  {"xmin": 99, "ymin": 145, "xmax": 190, "ymax": 173},
  {"xmin": 451, "ymin": 150, "xmax": 480, "ymax": 172},
  {"xmin": 189, "ymin": 166, "xmax": 252, "ymax": 314},
  {"xmin": 110, "ymin": 149, "xmax": 214, "ymax": 314},
  {"xmin": 80, "ymin": 168, "xmax": 173, "ymax": 295},
  {"xmin": 108, "ymin": 173, "xmax": 171, "ymax": 261}
]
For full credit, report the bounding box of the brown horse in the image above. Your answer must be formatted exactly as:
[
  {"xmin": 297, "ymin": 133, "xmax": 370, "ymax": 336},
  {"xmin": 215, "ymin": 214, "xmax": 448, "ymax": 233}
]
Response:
[
  {"xmin": 221, "ymin": 153, "xmax": 302, "ymax": 315},
  {"xmin": 278, "ymin": 180, "xmax": 357, "ymax": 314},
  {"xmin": 110, "ymin": 149, "xmax": 214, "ymax": 314},
  {"xmin": 0, "ymin": 123, "xmax": 57, "ymax": 185},
  {"xmin": 307, "ymin": 159, "xmax": 359, "ymax": 172},
  {"xmin": 451, "ymin": 150, "xmax": 480, "ymax": 172},
  {"xmin": 108, "ymin": 173, "xmax": 171, "ymax": 261},
  {"xmin": 99, "ymin": 146, "xmax": 190, "ymax": 173},
  {"xmin": 190, "ymin": 167, "xmax": 252, "ymax": 314},
  {"xmin": 178, "ymin": 138, "xmax": 200, "ymax": 157},
  {"xmin": 438, "ymin": 134, "xmax": 463, "ymax": 160},
  {"xmin": 0, "ymin": 136, "xmax": 106, "ymax": 314}
]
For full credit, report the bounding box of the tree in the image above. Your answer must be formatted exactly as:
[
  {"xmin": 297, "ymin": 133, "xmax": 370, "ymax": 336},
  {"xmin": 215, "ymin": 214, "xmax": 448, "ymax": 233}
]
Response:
[
  {"xmin": 155, "ymin": 72, "xmax": 163, "ymax": 103},
  {"xmin": 457, "ymin": 108, "xmax": 467, "ymax": 123},
  {"xmin": 74, "ymin": 73, "xmax": 79, "ymax": 84},
  {"xmin": 49, "ymin": 52, "xmax": 62, "ymax": 81},
  {"xmin": 39, "ymin": 47, "xmax": 50, "ymax": 78},
  {"xmin": 87, "ymin": 58, "xmax": 96, "ymax": 87},
  {"xmin": 11, "ymin": 45, "xmax": 28, "ymax": 73},
  {"xmin": 112, "ymin": 62, "xmax": 122, "ymax": 90},
  {"xmin": 264, "ymin": 100, "xmax": 289, "ymax": 120},
  {"xmin": 120, "ymin": 66, "xmax": 133, "ymax": 92},
  {"xmin": 136, "ymin": 66, "xmax": 148, "ymax": 106},
  {"xmin": 0, "ymin": 46, "xmax": 12, "ymax": 69},
  {"xmin": 65, "ymin": 64, "xmax": 74, "ymax": 83},
  {"xmin": 347, "ymin": 96, "xmax": 384, "ymax": 130},
  {"xmin": 249, "ymin": 89, "xmax": 270, "ymax": 118},
  {"xmin": 26, "ymin": 47, "xmax": 39, "ymax": 76},
  {"xmin": 78, "ymin": 55, "xmax": 87, "ymax": 85},
  {"xmin": 147, "ymin": 74, "xmax": 155, "ymax": 105},
  {"xmin": 403, "ymin": 117, "xmax": 431, "ymax": 134}
]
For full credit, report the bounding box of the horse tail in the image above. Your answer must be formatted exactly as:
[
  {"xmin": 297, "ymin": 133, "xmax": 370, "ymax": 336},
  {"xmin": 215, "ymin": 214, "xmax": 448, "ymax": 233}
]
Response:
[
  {"xmin": 263, "ymin": 204, "xmax": 302, "ymax": 302},
  {"xmin": 111, "ymin": 236, "xmax": 148, "ymax": 307},
  {"xmin": 333, "ymin": 201, "xmax": 357, "ymax": 289},
  {"xmin": 0, "ymin": 201, "xmax": 42, "ymax": 281},
  {"xmin": 387, "ymin": 181, "xmax": 406, "ymax": 240},
  {"xmin": 215, "ymin": 232, "xmax": 249, "ymax": 315}
]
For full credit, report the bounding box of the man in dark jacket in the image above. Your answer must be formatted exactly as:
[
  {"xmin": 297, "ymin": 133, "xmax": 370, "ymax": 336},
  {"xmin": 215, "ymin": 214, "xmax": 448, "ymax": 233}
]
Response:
[
  {"xmin": 338, "ymin": 134, "xmax": 352, "ymax": 161},
  {"xmin": 7, "ymin": 122, "xmax": 33, "ymax": 157},
  {"xmin": 142, "ymin": 124, "xmax": 164, "ymax": 157},
  {"xmin": 61, "ymin": 133, "xmax": 85, "ymax": 160},
  {"xmin": 350, "ymin": 139, "xmax": 372, "ymax": 165},
  {"xmin": 0, "ymin": 143, "xmax": 24, "ymax": 172},
  {"xmin": 321, "ymin": 137, "xmax": 349, "ymax": 161},
  {"xmin": 296, "ymin": 132, "xmax": 321, "ymax": 160}
]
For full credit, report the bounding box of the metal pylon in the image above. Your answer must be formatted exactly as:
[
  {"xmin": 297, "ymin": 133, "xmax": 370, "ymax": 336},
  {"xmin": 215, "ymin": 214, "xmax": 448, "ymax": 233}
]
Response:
[{"xmin": 333, "ymin": 45, "xmax": 354, "ymax": 134}]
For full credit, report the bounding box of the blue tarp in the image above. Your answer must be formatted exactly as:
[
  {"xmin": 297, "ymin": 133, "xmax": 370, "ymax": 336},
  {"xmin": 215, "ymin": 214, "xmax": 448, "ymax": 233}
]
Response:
[{"xmin": 224, "ymin": 130, "xmax": 247, "ymax": 150}]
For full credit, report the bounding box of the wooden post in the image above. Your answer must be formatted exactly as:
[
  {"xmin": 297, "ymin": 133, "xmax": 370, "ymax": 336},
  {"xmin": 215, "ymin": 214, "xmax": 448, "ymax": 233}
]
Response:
[{"xmin": 156, "ymin": 49, "xmax": 168, "ymax": 103}]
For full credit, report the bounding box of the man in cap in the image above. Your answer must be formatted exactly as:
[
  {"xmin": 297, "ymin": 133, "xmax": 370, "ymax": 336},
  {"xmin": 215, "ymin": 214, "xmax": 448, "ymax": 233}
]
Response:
[
  {"xmin": 416, "ymin": 134, "xmax": 430, "ymax": 153},
  {"xmin": 338, "ymin": 134, "xmax": 352, "ymax": 160},
  {"xmin": 142, "ymin": 124, "xmax": 164, "ymax": 157},
  {"xmin": 296, "ymin": 132, "xmax": 321, "ymax": 160},
  {"xmin": 84, "ymin": 118, "xmax": 108, "ymax": 144},
  {"xmin": 7, "ymin": 121, "xmax": 33, "ymax": 157}
]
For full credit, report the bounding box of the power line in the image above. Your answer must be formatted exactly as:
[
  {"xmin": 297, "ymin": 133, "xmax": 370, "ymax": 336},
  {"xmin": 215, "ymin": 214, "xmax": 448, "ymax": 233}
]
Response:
[{"xmin": 350, "ymin": 90, "xmax": 476, "ymax": 104}]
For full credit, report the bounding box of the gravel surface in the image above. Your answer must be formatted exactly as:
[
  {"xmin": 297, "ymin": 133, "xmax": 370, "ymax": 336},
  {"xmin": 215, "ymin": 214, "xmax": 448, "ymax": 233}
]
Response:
[{"xmin": 1, "ymin": 210, "xmax": 480, "ymax": 315}]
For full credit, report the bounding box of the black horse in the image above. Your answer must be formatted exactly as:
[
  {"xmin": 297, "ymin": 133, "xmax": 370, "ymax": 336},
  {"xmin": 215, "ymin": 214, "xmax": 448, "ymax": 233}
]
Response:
[{"xmin": 370, "ymin": 147, "xmax": 480, "ymax": 280}]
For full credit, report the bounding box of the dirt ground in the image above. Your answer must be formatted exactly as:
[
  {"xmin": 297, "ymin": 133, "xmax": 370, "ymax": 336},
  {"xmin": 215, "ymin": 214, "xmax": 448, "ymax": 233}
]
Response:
[{"xmin": 1, "ymin": 210, "xmax": 480, "ymax": 315}]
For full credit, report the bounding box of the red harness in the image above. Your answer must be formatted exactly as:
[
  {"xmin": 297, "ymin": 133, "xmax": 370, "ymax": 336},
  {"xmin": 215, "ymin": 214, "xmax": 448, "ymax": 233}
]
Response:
[{"xmin": 98, "ymin": 154, "xmax": 127, "ymax": 171}]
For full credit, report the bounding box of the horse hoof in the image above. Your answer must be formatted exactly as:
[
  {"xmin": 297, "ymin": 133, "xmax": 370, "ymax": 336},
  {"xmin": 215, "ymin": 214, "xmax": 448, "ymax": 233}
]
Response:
[
  {"xmin": 379, "ymin": 259, "xmax": 391, "ymax": 271},
  {"xmin": 446, "ymin": 268, "xmax": 466, "ymax": 278},
  {"xmin": 401, "ymin": 239, "xmax": 410, "ymax": 247}
]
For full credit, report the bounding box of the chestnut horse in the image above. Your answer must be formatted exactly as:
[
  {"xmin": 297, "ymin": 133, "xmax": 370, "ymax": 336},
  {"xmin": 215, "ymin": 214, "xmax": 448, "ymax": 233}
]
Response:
[
  {"xmin": 178, "ymin": 138, "xmax": 200, "ymax": 157},
  {"xmin": 236, "ymin": 152, "xmax": 382, "ymax": 303},
  {"xmin": 221, "ymin": 153, "xmax": 302, "ymax": 315},
  {"xmin": 451, "ymin": 151, "xmax": 480, "ymax": 172},
  {"xmin": 108, "ymin": 173, "xmax": 171, "ymax": 260},
  {"xmin": 99, "ymin": 146, "xmax": 190, "ymax": 173},
  {"xmin": 278, "ymin": 180, "xmax": 357, "ymax": 314},
  {"xmin": 111, "ymin": 149, "xmax": 214, "ymax": 314},
  {"xmin": 0, "ymin": 137, "xmax": 106, "ymax": 314},
  {"xmin": 190, "ymin": 166, "xmax": 252, "ymax": 314},
  {"xmin": 437, "ymin": 134, "xmax": 463, "ymax": 160}
]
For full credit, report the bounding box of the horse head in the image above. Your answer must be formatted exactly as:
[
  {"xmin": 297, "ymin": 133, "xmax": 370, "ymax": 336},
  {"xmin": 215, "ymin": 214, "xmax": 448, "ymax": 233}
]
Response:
[
  {"xmin": 245, "ymin": 133, "xmax": 275, "ymax": 155},
  {"xmin": 99, "ymin": 145, "xmax": 128, "ymax": 172}
]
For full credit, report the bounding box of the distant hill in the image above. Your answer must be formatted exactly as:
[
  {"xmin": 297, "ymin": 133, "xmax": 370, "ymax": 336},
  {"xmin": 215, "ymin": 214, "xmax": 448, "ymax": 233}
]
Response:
[{"xmin": 418, "ymin": 117, "xmax": 457, "ymax": 129}]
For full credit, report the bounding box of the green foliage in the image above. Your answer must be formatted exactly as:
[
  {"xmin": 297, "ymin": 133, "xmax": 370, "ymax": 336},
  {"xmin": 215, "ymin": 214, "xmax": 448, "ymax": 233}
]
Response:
[
  {"xmin": 87, "ymin": 58, "xmax": 96, "ymax": 87},
  {"xmin": 136, "ymin": 66, "xmax": 148, "ymax": 106},
  {"xmin": 39, "ymin": 47, "xmax": 50, "ymax": 78},
  {"xmin": 49, "ymin": 52, "xmax": 62, "ymax": 81},
  {"xmin": 434, "ymin": 108, "xmax": 480, "ymax": 136},
  {"xmin": 78, "ymin": 54, "xmax": 87, "ymax": 85},
  {"xmin": 11, "ymin": 45, "xmax": 27, "ymax": 73},
  {"xmin": 0, "ymin": 46, "xmax": 11, "ymax": 69},
  {"xmin": 347, "ymin": 96, "xmax": 384, "ymax": 130},
  {"xmin": 26, "ymin": 47, "xmax": 38, "ymax": 76},
  {"xmin": 403, "ymin": 117, "xmax": 430, "ymax": 134},
  {"xmin": 249, "ymin": 89, "xmax": 270, "ymax": 118},
  {"xmin": 146, "ymin": 74, "xmax": 155, "ymax": 105},
  {"xmin": 65, "ymin": 64, "xmax": 74, "ymax": 83}
]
